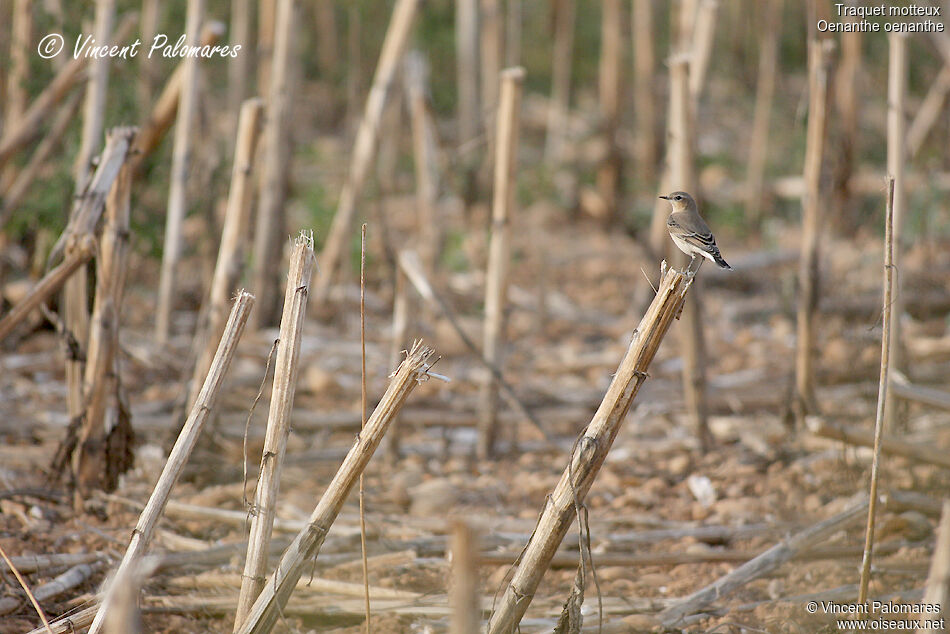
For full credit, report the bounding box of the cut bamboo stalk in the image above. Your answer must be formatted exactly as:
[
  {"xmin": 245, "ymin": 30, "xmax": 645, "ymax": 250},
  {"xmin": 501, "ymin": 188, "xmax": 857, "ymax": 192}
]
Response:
[
  {"xmin": 187, "ymin": 98, "xmax": 263, "ymax": 414},
  {"xmin": 450, "ymin": 520, "xmax": 480, "ymax": 634},
  {"xmin": 481, "ymin": 0, "xmax": 502, "ymax": 155},
  {"xmin": 74, "ymin": 0, "xmax": 116, "ymax": 190},
  {"xmin": 313, "ymin": 0, "xmax": 339, "ymax": 74},
  {"xmin": 505, "ymin": 0, "xmax": 521, "ymax": 67},
  {"xmin": 456, "ymin": 0, "xmax": 480, "ymax": 158},
  {"xmin": 86, "ymin": 291, "xmax": 255, "ymax": 634},
  {"xmin": 486, "ymin": 263, "xmax": 695, "ymax": 634},
  {"xmin": 596, "ymin": 0, "xmax": 623, "ymax": 222},
  {"xmin": 228, "ymin": 0, "xmax": 252, "ymax": 115},
  {"xmin": 657, "ymin": 496, "xmax": 869, "ymax": 626},
  {"xmin": 235, "ymin": 234, "xmax": 316, "ymax": 630},
  {"xmin": 831, "ymin": 11, "xmax": 861, "ymax": 231},
  {"xmin": 398, "ymin": 249, "xmax": 547, "ymax": 444},
  {"xmin": 744, "ymin": 0, "xmax": 781, "ymax": 224},
  {"xmin": 478, "ymin": 67, "xmax": 524, "ymax": 459},
  {"xmin": 883, "ymin": 32, "xmax": 908, "ymax": 430},
  {"xmin": 404, "ymin": 50, "xmax": 441, "ymax": 275},
  {"xmin": 314, "ymin": 0, "xmax": 420, "ymax": 303},
  {"xmin": 72, "ymin": 159, "xmax": 133, "ymax": 499},
  {"xmin": 806, "ymin": 417, "xmax": 950, "ymax": 470},
  {"xmin": 257, "ymin": 0, "xmax": 276, "ymax": 100},
  {"xmin": 0, "ymin": 13, "xmax": 136, "ymax": 169},
  {"xmin": 917, "ymin": 501, "xmax": 950, "ymax": 632},
  {"xmin": 667, "ymin": 54, "xmax": 709, "ymax": 452},
  {"xmin": 545, "ymin": 0, "xmax": 575, "ymax": 163},
  {"xmin": 0, "ymin": 92, "xmax": 83, "ymax": 227},
  {"xmin": 631, "ymin": 0, "xmax": 657, "ymax": 184},
  {"xmin": 155, "ymin": 0, "xmax": 205, "ymax": 343},
  {"xmin": 858, "ymin": 177, "xmax": 896, "ymax": 603},
  {"xmin": 908, "ymin": 65, "xmax": 950, "ymax": 158},
  {"xmin": 138, "ymin": 0, "xmax": 160, "ymax": 111},
  {"xmin": 129, "ymin": 22, "xmax": 225, "ymax": 175},
  {"xmin": 233, "ymin": 342, "xmax": 438, "ymax": 634},
  {"xmin": 250, "ymin": 0, "xmax": 297, "ymax": 328},
  {"xmin": 793, "ymin": 39, "xmax": 832, "ymax": 423}
]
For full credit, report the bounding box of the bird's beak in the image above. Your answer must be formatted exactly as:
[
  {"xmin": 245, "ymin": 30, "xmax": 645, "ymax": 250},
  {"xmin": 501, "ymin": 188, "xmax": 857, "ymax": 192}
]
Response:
[{"xmin": 658, "ymin": 195, "xmax": 669, "ymax": 200}]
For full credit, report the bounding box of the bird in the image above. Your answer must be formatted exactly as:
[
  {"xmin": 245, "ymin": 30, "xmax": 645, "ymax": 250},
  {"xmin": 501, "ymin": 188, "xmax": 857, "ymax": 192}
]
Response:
[{"xmin": 660, "ymin": 191, "xmax": 732, "ymax": 271}]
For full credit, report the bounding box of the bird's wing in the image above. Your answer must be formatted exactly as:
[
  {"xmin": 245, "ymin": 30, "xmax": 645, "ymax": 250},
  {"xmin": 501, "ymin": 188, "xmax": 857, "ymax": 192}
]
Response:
[{"xmin": 669, "ymin": 223, "xmax": 719, "ymax": 251}]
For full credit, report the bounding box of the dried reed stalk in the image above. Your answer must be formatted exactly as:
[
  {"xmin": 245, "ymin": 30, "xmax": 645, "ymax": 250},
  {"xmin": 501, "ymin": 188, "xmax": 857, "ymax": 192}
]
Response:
[
  {"xmin": 478, "ymin": 67, "xmax": 524, "ymax": 459},
  {"xmin": 858, "ymin": 177, "xmax": 896, "ymax": 603},
  {"xmin": 486, "ymin": 263, "xmax": 694, "ymax": 634},
  {"xmin": 187, "ymin": 98, "xmax": 263, "ymax": 413},
  {"xmin": 883, "ymin": 32, "xmax": 908, "ymax": 429},
  {"xmin": 744, "ymin": 0, "xmax": 781, "ymax": 223},
  {"xmin": 228, "ymin": 0, "xmax": 252, "ymax": 115},
  {"xmin": 831, "ymin": 11, "xmax": 861, "ymax": 231},
  {"xmin": 666, "ymin": 54, "xmax": 710, "ymax": 452},
  {"xmin": 235, "ymin": 235, "xmax": 316, "ymax": 629},
  {"xmin": 505, "ymin": 0, "xmax": 521, "ymax": 66},
  {"xmin": 74, "ymin": 0, "xmax": 116, "ymax": 190},
  {"xmin": 793, "ymin": 39, "xmax": 832, "ymax": 423},
  {"xmin": 234, "ymin": 342, "xmax": 438, "ymax": 634},
  {"xmin": 257, "ymin": 0, "xmax": 276, "ymax": 100},
  {"xmin": 384, "ymin": 267, "xmax": 411, "ymax": 459},
  {"xmin": 155, "ymin": 0, "xmax": 205, "ymax": 342},
  {"xmin": 631, "ymin": 0, "xmax": 656, "ymax": 183},
  {"xmin": 450, "ymin": 520, "xmax": 480, "ymax": 634},
  {"xmin": 918, "ymin": 501, "xmax": 950, "ymax": 632},
  {"xmin": 313, "ymin": 0, "xmax": 339, "ymax": 73},
  {"xmin": 658, "ymin": 496, "xmax": 869, "ymax": 626},
  {"xmin": 138, "ymin": 0, "xmax": 160, "ymax": 110},
  {"xmin": 1, "ymin": 0, "xmax": 32, "ymax": 192},
  {"xmin": 0, "ymin": 542, "xmax": 53, "ymax": 633},
  {"xmin": 315, "ymin": 0, "xmax": 420, "ymax": 302},
  {"xmin": 249, "ymin": 0, "xmax": 298, "ymax": 328},
  {"xmin": 404, "ymin": 50, "xmax": 441, "ymax": 274},
  {"xmin": 688, "ymin": 0, "xmax": 718, "ymax": 103},
  {"xmin": 86, "ymin": 291, "xmax": 255, "ymax": 634},
  {"xmin": 129, "ymin": 22, "xmax": 225, "ymax": 174},
  {"xmin": 545, "ymin": 0, "xmax": 575, "ymax": 163},
  {"xmin": 72, "ymin": 160, "xmax": 133, "ymax": 498},
  {"xmin": 806, "ymin": 417, "xmax": 950, "ymax": 470},
  {"xmin": 0, "ymin": 13, "xmax": 136, "ymax": 169},
  {"xmin": 908, "ymin": 66, "xmax": 950, "ymax": 158},
  {"xmin": 595, "ymin": 0, "xmax": 623, "ymax": 222},
  {"xmin": 456, "ymin": 0, "xmax": 480, "ymax": 157},
  {"xmin": 481, "ymin": 0, "xmax": 502, "ymax": 125}
]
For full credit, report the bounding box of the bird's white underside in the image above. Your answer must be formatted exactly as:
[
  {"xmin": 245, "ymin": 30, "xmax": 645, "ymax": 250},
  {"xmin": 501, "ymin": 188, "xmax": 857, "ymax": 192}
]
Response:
[{"xmin": 670, "ymin": 233, "xmax": 716, "ymax": 262}]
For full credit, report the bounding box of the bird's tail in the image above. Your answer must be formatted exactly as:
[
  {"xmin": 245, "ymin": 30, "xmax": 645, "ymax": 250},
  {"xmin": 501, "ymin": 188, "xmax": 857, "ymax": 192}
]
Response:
[{"xmin": 714, "ymin": 252, "xmax": 733, "ymax": 270}]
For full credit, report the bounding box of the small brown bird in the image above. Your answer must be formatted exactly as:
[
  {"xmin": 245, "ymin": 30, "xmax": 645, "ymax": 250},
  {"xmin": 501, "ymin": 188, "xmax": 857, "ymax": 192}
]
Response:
[{"xmin": 660, "ymin": 191, "xmax": 732, "ymax": 270}]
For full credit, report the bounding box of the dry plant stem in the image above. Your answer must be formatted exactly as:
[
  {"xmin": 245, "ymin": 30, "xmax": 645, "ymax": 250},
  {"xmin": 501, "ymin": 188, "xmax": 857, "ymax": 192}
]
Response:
[
  {"xmin": 918, "ymin": 501, "xmax": 950, "ymax": 632},
  {"xmin": 315, "ymin": 0, "xmax": 420, "ymax": 302},
  {"xmin": 658, "ymin": 496, "xmax": 869, "ymax": 626},
  {"xmin": 257, "ymin": 0, "xmax": 276, "ymax": 100},
  {"xmin": 87, "ymin": 292, "xmax": 255, "ymax": 634},
  {"xmin": 883, "ymin": 32, "xmax": 908, "ymax": 429},
  {"xmin": 250, "ymin": 0, "xmax": 297, "ymax": 328},
  {"xmin": 4, "ymin": 0, "xmax": 31, "ymax": 132},
  {"xmin": 234, "ymin": 343, "xmax": 437, "ymax": 634},
  {"xmin": 456, "ymin": 0, "xmax": 480, "ymax": 157},
  {"xmin": 187, "ymin": 98, "xmax": 263, "ymax": 412},
  {"xmin": 398, "ymin": 250, "xmax": 546, "ymax": 444},
  {"xmin": 450, "ymin": 520, "xmax": 480, "ymax": 634},
  {"xmin": 129, "ymin": 22, "xmax": 225, "ymax": 175},
  {"xmin": 486, "ymin": 264, "xmax": 694, "ymax": 634},
  {"xmin": 858, "ymin": 178, "xmax": 896, "ymax": 604},
  {"xmin": 138, "ymin": 0, "xmax": 160, "ymax": 109},
  {"xmin": 596, "ymin": 0, "xmax": 623, "ymax": 222},
  {"xmin": 505, "ymin": 0, "xmax": 521, "ymax": 66},
  {"xmin": 908, "ymin": 65, "xmax": 950, "ymax": 157},
  {"xmin": 155, "ymin": 0, "xmax": 205, "ymax": 343},
  {"xmin": 793, "ymin": 39, "xmax": 832, "ymax": 423},
  {"xmin": 384, "ymin": 268, "xmax": 411, "ymax": 459},
  {"xmin": 72, "ymin": 161, "xmax": 133, "ymax": 496},
  {"xmin": 0, "ymin": 91, "xmax": 83, "ymax": 226},
  {"xmin": 688, "ymin": 0, "xmax": 718, "ymax": 103},
  {"xmin": 228, "ymin": 0, "xmax": 252, "ymax": 116},
  {"xmin": 481, "ymin": 0, "xmax": 501, "ymax": 132},
  {"xmin": 806, "ymin": 417, "xmax": 950, "ymax": 470},
  {"xmin": 0, "ymin": 243, "xmax": 93, "ymax": 342},
  {"xmin": 0, "ymin": 561, "xmax": 105, "ymax": 617},
  {"xmin": 832, "ymin": 13, "xmax": 861, "ymax": 230},
  {"xmin": 891, "ymin": 375, "xmax": 950, "ymax": 412},
  {"xmin": 478, "ymin": 67, "xmax": 524, "ymax": 459},
  {"xmin": 314, "ymin": 0, "xmax": 339, "ymax": 73},
  {"xmin": 744, "ymin": 0, "xmax": 781, "ymax": 222},
  {"xmin": 359, "ymin": 225, "xmax": 371, "ymax": 633},
  {"xmin": 27, "ymin": 608, "xmax": 96, "ymax": 634},
  {"xmin": 0, "ymin": 13, "xmax": 135, "ymax": 169},
  {"xmin": 404, "ymin": 51, "xmax": 441, "ymax": 274},
  {"xmin": 545, "ymin": 0, "xmax": 575, "ymax": 162},
  {"xmin": 74, "ymin": 0, "xmax": 116, "ymax": 190},
  {"xmin": 631, "ymin": 0, "xmax": 656, "ymax": 183},
  {"xmin": 234, "ymin": 237, "xmax": 316, "ymax": 630},
  {"xmin": 0, "ymin": 542, "xmax": 53, "ymax": 634}
]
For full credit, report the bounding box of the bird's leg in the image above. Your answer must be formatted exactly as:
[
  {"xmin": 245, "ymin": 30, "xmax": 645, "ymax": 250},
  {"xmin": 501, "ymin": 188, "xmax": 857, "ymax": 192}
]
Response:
[{"xmin": 685, "ymin": 254, "xmax": 697, "ymax": 277}]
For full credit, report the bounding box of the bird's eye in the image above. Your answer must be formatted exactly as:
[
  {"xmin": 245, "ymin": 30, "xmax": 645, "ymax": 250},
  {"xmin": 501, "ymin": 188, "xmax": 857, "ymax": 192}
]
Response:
[{"xmin": 674, "ymin": 195, "xmax": 682, "ymax": 200}]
